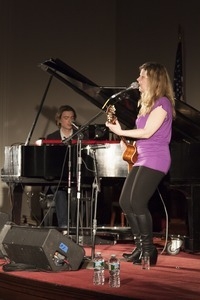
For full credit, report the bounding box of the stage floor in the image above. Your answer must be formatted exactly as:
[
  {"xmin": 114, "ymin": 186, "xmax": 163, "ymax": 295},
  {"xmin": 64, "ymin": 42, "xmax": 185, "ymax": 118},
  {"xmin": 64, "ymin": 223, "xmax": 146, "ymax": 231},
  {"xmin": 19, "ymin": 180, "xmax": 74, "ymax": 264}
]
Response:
[{"xmin": 1, "ymin": 237, "xmax": 200, "ymax": 300}]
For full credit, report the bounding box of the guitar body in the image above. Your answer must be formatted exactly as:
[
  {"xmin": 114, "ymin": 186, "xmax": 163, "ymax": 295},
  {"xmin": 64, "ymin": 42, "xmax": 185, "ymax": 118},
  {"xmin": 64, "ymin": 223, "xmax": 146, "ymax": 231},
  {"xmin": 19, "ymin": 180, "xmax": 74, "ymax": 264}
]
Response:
[
  {"xmin": 106, "ymin": 104, "xmax": 138, "ymax": 170},
  {"xmin": 122, "ymin": 142, "xmax": 138, "ymax": 165}
]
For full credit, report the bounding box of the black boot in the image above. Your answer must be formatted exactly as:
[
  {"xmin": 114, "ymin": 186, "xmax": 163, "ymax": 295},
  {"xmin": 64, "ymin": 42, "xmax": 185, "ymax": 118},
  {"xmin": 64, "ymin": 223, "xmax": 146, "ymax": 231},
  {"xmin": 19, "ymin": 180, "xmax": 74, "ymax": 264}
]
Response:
[
  {"xmin": 123, "ymin": 236, "xmax": 142, "ymax": 262},
  {"xmin": 122, "ymin": 213, "xmax": 142, "ymax": 263},
  {"xmin": 135, "ymin": 213, "xmax": 158, "ymax": 266}
]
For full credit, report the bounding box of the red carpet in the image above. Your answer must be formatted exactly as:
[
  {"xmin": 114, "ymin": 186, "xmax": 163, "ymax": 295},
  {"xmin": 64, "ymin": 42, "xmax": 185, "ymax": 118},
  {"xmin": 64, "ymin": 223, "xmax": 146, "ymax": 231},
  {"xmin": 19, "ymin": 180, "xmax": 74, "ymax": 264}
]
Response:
[{"xmin": 0, "ymin": 239, "xmax": 200, "ymax": 300}]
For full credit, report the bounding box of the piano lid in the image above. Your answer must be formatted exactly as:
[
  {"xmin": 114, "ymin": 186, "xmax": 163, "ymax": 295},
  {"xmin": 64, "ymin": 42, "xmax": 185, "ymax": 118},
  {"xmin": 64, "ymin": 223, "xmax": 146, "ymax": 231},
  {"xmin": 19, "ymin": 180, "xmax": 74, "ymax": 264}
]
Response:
[
  {"xmin": 40, "ymin": 58, "xmax": 200, "ymax": 143},
  {"xmin": 39, "ymin": 58, "xmax": 140, "ymax": 129}
]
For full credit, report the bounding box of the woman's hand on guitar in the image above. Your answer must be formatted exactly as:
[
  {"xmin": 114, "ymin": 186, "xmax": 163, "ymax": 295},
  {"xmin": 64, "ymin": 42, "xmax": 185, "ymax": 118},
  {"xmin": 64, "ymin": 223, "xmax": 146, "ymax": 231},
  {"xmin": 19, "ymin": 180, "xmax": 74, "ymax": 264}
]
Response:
[
  {"xmin": 120, "ymin": 139, "xmax": 127, "ymax": 151},
  {"xmin": 105, "ymin": 119, "xmax": 122, "ymax": 135}
]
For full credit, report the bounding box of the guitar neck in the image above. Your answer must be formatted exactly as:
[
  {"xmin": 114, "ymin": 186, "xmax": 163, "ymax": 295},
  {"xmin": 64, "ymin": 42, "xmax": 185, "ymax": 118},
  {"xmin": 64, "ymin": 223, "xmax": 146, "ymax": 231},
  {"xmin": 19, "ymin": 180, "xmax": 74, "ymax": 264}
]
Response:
[{"xmin": 121, "ymin": 136, "xmax": 127, "ymax": 145}]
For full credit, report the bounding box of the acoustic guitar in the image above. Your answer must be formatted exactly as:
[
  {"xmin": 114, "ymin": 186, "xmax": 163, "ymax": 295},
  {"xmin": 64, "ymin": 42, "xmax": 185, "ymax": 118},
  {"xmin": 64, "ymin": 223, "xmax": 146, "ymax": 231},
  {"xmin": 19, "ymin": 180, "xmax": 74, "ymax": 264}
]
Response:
[{"xmin": 106, "ymin": 105, "xmax": 138, "ymax": 170}]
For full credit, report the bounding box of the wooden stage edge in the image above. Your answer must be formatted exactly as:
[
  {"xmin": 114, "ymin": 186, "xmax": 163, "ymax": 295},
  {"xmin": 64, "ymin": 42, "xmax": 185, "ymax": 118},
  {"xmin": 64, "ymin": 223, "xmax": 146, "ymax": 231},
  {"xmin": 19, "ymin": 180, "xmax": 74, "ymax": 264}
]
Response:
[{"xmin": 0, "ymin": 268, "xmax": 130, "ymax": 300}]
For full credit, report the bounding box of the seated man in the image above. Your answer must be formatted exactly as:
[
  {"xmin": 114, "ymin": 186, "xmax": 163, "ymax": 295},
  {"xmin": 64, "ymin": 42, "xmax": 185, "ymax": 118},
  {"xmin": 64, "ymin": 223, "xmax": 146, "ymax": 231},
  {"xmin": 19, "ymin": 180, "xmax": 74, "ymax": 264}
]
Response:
[{"xmin": 44, "ymin": 105, "xmax": 88, "ymax": 231}]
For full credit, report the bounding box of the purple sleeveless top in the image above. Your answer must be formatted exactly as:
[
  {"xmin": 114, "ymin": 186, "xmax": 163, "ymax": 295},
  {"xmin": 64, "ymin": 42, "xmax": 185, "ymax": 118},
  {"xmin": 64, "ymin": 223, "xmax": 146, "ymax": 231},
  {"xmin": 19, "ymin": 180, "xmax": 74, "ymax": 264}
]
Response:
[{"xmin": 134, "ymin": 97, "xmax": 173, "ymax": 174}]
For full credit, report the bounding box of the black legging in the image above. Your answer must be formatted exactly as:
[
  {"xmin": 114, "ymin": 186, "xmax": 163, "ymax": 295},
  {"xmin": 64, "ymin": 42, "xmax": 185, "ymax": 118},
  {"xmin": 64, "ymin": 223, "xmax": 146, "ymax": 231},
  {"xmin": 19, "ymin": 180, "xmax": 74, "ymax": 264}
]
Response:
[{"xmin": 119, "ymin": 166, "xmax": 165, "ymax": 215}]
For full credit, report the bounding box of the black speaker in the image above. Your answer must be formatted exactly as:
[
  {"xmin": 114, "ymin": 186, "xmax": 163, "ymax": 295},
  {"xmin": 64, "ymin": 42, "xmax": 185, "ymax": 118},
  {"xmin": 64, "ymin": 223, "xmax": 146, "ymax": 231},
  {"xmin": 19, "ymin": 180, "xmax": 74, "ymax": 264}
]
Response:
[
  {"xmin": 168, "ymin": 185, "xmax": 200, "ymax": 253},
  {"xmin": 2, "ymin": 226, "xmax": 85, "ymax": 271},
  {"xmin": 185, "ymin": 185, "xmax": 200, "ymax": 252}
]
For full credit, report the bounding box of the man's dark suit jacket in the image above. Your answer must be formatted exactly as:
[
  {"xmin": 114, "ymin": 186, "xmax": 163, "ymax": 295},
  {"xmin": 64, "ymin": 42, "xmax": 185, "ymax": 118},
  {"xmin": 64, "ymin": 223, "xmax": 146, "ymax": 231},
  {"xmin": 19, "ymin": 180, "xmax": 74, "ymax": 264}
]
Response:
[
  {"xmin": 46, "ymin": 130, "xmax": 62, "ymax": 140},
  {"xmin": 46, "ymin": 129, "xmax": 89, "ymax": 141}
]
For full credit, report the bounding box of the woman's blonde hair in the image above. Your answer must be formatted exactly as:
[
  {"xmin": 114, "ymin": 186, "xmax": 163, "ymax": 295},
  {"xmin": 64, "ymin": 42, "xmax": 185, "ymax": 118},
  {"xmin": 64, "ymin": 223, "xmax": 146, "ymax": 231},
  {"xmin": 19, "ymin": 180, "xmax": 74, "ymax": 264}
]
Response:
[{"xmin": 138, "ymin": 62, "xmax": 176, "ymax": 118}]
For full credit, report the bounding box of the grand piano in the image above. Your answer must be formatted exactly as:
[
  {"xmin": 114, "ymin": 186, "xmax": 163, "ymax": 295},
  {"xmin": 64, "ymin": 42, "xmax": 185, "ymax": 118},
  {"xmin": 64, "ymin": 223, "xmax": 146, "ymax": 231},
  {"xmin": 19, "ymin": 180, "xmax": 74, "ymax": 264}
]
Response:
[{"xmin": 2, "ymin": 58, "xmax": 200, "ymax": 252}]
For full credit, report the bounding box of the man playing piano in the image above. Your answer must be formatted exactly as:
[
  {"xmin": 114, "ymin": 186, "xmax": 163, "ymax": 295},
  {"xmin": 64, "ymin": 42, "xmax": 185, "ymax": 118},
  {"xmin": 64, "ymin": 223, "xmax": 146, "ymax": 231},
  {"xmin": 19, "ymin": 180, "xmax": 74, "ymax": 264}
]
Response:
[{"xmin": 44, "ymin": 105, "xmax": 86, "ymax": 232}]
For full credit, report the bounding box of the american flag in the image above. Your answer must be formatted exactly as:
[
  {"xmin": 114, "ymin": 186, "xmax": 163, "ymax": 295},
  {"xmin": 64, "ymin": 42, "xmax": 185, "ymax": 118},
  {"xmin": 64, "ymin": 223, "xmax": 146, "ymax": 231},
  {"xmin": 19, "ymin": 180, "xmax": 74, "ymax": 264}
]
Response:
[{"xmin": 173, "ymin": 37, "xmax": 184, "ymax": 101}]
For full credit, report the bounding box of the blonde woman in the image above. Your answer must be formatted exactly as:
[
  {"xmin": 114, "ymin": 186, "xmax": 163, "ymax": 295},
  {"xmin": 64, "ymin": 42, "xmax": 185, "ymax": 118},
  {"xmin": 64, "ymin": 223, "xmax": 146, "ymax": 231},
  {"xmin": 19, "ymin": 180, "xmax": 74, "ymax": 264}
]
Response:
[{"xmin": 106, "ymin": 62, "xmax": 176, "ymax": 266}]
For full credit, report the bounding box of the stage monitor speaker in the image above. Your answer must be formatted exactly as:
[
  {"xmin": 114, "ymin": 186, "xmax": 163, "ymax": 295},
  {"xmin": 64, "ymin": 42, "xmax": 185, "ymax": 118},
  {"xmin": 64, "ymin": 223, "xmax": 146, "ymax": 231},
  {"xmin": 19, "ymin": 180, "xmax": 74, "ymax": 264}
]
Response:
[
  {"xmin": 0, "ymin": 212, "xmax": 11, "ymax": 258},
  {"xmin": 0, "ymin": 212, "xmax": 10, "ymax": 230},
  {"xmin": 0, "ymin": 224, "xmax": 12, "ymax": 258},
  {"xmin": 2, "ymin": 226, "xmax": 85, "ymax": 271}
]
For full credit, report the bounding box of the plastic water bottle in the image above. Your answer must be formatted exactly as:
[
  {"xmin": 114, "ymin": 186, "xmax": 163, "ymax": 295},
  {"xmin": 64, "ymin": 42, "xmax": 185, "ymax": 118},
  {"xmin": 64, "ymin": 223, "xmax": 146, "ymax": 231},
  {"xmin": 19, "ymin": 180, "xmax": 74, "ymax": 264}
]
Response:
[
  {"xmin": 93, "ymin": 252, "xmax": 105, "ymax": 285},
  {"xmin": 108, "ymin": 254, "xmax": 120, "ymax": 288}
]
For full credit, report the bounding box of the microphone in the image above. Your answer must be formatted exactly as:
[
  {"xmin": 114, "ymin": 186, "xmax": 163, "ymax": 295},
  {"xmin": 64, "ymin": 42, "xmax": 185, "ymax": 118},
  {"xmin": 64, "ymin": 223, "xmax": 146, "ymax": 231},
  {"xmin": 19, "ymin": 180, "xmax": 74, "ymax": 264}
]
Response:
[
  {"xmin": 127, "ymin": 81, "xmax": 139, "ymax": 90},
  {"xmin": 101, "ymin": 81, "xmax": 139, "ymax": 109},
  {"xmin": 84, "ymin": 144, "xmax": 110, "ymax": 151},
  {"xmin": 89, "ymin": 144, "xmax": 110, "ymax": 150},
  {"xmin": 110, "ymin": 81, "xmax": 139, "ymax": 100},
  {"xmin": 71, "ymin": 122, "xmax": 79, "ymax": 129},
  {"xmin": 102, "ymin": 81, "xmax": 139, "ymax": 109}
]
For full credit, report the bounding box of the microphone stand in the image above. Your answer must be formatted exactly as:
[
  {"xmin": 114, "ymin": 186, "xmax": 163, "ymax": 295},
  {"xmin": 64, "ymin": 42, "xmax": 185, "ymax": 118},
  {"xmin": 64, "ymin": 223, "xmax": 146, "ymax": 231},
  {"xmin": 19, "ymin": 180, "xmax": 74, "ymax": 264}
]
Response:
[
  {"xmin": 75, "ymin": 137, "xmax": 82, "ymax": 244},
  {"xmin": 62, "ymin": 81, "xmax": 135, "ymax": 144},
  {"xmin": 89, "ymin": 148, "xmax": 101, "ymax": 260},
  {"xmin": 62, "ymin": 90, "xmax": 127, "ymax": 246},
  {"xmin": 82, "ymin": 146, "xmax": 101, "ymax": 270},
  {"xmin": 63, "ymin": 133, "xmax": 83, "ymax": 243},
  {"xmin": 63, "ymin": 113, "xmax": 104, "ymax": 246},
  {"xmin": 66, "ymin": 143, "xmax": 72, "ymax": 238},
  {"xmin": 62, "ymin": 82, "xmax": 129, "ymax": 143}
]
